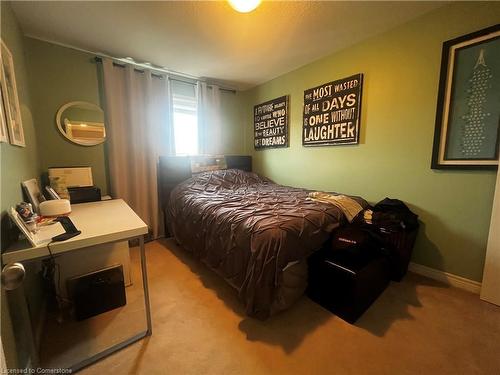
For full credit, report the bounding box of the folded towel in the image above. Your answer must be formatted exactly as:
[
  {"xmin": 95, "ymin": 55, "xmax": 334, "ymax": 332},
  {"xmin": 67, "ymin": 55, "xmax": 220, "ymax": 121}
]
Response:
[{"xmin": 308, "ymin": 192, "xmax": 363, "ymax": 223}]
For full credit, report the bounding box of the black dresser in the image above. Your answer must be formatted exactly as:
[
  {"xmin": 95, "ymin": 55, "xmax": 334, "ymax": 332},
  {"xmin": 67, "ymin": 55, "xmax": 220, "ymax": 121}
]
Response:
[{"xmin": 307, "ymin": 242, "xmax": 391, "ymax": 324}]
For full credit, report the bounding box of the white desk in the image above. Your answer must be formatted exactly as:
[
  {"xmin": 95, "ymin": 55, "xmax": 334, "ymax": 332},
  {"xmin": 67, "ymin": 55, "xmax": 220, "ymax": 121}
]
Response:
[
  {"xmin": 3, "ymin": 199, "xmax": 152, "ymax": 372},
  {"xmin": 3, "ymin": 199, "xmax": 147, "ymax": 264}
]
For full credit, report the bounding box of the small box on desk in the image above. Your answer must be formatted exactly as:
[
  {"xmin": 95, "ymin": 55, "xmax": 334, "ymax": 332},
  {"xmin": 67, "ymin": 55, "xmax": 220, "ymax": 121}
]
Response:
[
  {"xmin": 68, "ymin": 186, "xmax": 101, "ymax": 204},
  {"xmin": 307, "ymin": 245, "xmax": 391, "ymax": 324}
]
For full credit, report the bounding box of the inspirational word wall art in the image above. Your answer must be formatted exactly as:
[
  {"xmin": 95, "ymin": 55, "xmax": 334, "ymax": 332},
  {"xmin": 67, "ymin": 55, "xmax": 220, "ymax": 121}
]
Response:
[
  {"xmin": 254, "ymin": 95, "xmax": 289, "ymax": 150},
  {"xmin": 303, "ymin": 73, "xmax": 363, "ymax": 146}
]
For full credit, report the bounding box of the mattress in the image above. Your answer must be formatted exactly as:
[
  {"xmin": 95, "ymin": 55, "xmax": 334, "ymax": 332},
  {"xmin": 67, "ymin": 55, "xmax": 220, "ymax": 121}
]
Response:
[{"xmin": 166, "ymin": 169, "xmax": 365, "ymax": 319}]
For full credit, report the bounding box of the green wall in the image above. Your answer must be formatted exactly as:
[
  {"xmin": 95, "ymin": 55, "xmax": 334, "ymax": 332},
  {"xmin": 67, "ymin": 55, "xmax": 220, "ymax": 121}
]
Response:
[
  {"xmin": 242, "ymin": 2, "xmax": 500, "ymax": 282},
  {"xmin": 24, "ymin": 38, "xmax": 109, "ymax": 194},
  {"xmin": 221, "ymin": 90, "xmax": 245, "ymax": 154},
  {"xmin": 0, "ymin": 4, "xmax": 39, "ymax": 213},
  {"xmin": 1, "ymin": 2, "xmax": 41, "ymax": 369}
]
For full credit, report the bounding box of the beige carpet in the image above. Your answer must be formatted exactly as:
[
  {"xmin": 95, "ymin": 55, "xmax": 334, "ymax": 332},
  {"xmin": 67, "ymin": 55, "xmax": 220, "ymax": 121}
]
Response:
[{"xmin": 80, "ymin": 239, "xmax": 500, "ymax": 375}]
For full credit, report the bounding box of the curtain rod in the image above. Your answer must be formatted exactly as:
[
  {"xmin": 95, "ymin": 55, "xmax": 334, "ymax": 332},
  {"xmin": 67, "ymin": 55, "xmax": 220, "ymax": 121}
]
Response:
[{"xmin": 94, "ymin": 56, "xmax": 236, "ymax": 94}]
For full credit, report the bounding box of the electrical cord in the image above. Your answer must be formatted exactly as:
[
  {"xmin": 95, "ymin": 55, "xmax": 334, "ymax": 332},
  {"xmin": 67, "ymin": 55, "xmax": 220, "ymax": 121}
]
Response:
[
  {"xmin": 47, "ymin": 239, "xmax": 56, "ymax": 260},
  {"xmin": 44, "ymin": 240, "xmax": 72, "ymax": 308}
]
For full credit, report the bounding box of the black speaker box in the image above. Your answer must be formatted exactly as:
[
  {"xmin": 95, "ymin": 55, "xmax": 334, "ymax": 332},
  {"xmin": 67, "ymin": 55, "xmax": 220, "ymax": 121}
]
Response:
[
  {"xmin": 67, "ymin": 264, "xmax": 126, "ymax": 321},
  {"xmin": 307, "ymin": 246, "xmax": 390, "ymax": 323}
]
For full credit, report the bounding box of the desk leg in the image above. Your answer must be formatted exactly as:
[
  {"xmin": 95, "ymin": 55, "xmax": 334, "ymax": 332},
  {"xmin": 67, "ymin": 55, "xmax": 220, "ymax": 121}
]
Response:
[
  {"xmin": 69, "ymin": 236, "xmax": 153, "ymax": 373},
  {"xmin": 139, "ymin": 235, "xmax": 152, "ymax": 336}
]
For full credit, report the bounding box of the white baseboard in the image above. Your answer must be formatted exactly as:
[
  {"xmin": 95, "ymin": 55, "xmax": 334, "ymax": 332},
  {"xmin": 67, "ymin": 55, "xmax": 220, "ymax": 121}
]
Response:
[{"xmin": 408, "ymin": 262, "xmax": 482, "ymax": 294}]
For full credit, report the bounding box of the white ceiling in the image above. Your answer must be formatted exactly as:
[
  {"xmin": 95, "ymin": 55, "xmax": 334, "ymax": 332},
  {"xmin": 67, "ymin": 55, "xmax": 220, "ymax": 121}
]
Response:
[{"xmin": 11, "ymin": 1, "xmax": 444, "ymax": 90}]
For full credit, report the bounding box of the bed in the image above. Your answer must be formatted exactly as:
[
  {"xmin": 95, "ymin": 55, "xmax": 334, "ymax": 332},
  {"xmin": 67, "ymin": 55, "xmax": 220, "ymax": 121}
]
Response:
[{"xmin": 160, "ymin": 155, "xmax": 367, "ymax": 319}]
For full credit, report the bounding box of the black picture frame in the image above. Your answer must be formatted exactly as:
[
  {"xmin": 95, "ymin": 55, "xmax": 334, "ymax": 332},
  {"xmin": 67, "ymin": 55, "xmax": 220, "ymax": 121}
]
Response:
[
  {"xmin": 302, "ymin": 73, "xmax": 363, "ymax": 147},
  {"xmin": 253, "ymin": 95, "xmax": 289, "ymax": 150},
  {"xmin": 431, "ymin": 24, "xmax": 500, "ymax": 170}
]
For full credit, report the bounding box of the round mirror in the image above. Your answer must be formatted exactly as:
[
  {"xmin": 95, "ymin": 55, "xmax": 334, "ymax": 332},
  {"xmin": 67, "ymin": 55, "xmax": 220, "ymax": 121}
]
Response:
[{"xmin": 56, "ymin": 101, "xmax": 106, "ymax": 146}]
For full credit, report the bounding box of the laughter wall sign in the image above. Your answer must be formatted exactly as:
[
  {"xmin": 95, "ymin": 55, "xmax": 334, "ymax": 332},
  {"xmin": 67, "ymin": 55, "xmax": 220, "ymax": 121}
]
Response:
[{"xmin": 303, "ymin": 73, "xmax": 363, "ymax": 147}]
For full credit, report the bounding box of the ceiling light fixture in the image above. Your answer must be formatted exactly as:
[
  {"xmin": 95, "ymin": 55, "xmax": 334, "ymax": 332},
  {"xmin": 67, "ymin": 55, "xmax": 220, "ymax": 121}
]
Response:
[{"xmin": 228, "ymin": 0, "xmax": 261, "ymax": 13}]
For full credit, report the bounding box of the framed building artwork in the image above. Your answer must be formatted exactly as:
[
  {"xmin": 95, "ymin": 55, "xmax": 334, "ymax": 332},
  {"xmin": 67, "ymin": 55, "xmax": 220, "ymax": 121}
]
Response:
[
  {"xmin": 431, "ymin": 25, "xmax": 499, "ymax": 170},
  {"xmin": 1, "ymin": 39, "xmax": 25, "ymax": 147}
]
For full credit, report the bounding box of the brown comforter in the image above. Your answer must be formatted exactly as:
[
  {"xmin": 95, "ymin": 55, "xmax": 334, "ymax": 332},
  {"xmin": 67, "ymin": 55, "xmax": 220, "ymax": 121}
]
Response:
[{"xmin": 166, "ymin": 169, "xmax": 361, "ymax": 319}]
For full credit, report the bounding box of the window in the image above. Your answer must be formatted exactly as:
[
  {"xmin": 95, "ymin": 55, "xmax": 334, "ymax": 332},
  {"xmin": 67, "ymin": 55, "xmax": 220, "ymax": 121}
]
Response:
[{"xmin": 172, "ymin": 82, "xmax": 198, "ymax": 155}]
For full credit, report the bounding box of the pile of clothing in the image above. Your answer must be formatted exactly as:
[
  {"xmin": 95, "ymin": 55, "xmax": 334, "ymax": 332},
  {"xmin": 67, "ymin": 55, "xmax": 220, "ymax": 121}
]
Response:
[
  {"xmin": 311, "ymin": 194, "xmax": 420, "ymax": 280},
  {"xmin": 307, "ymin": 192, "xmax": 364, "ymax": 223},
  {"xmin": 360, "ymin": 198, "xmax": 419, "ymax": 233},
  {"xmin": 307, "ymin": 193, "xmax": 418, "ymax": 233}
]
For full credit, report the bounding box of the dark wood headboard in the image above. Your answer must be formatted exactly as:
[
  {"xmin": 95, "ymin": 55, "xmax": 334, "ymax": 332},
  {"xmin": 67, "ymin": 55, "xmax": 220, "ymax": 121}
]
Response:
[{"xmin": 158, "ymin": 155, "xmax": 252, "ymax": 209}]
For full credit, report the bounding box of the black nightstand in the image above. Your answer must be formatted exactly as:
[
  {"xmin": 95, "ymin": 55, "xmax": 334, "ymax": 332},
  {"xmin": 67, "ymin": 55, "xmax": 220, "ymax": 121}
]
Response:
[{"xmin": 307, "ymin": 245, "xmax": 391, "ymax": 324}]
